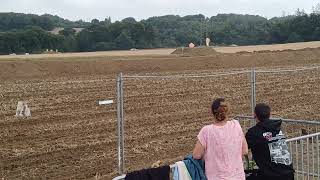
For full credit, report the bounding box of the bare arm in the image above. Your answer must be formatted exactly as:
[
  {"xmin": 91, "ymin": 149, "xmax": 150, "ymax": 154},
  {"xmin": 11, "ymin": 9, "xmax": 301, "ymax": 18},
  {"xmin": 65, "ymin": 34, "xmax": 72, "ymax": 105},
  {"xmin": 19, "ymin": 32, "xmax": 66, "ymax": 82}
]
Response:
[
  {"xmin": 193, "ymin": 140, "xmax": 205, "ymax": 159},
  {"xmin": 242, "ymin": 135, "xmax": 249, "ymax": 155}
]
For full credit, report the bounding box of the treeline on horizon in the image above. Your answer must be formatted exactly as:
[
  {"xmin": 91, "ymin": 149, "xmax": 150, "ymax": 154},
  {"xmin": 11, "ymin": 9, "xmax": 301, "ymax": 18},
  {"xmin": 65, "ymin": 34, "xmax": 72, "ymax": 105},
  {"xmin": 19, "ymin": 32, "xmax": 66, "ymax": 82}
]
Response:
[{"xmin": 1, "ymin": 7, "xmax": 320, "ymax": 54}]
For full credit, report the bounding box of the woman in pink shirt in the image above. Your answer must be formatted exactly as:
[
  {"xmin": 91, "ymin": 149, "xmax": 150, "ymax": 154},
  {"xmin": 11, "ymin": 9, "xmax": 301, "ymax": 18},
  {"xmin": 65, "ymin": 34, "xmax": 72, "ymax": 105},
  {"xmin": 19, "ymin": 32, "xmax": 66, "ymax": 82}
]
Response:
[{"xmin": 193, "ymin": 98, "xmax": 248, "ymax": 180}]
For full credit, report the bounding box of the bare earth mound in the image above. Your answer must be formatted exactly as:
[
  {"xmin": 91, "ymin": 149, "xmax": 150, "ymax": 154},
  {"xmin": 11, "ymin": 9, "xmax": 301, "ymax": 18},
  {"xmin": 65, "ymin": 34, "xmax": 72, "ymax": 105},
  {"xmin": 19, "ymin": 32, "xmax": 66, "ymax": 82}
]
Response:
[{"xmin": 172, "ymin": 47, "xmax": 219, "ymax": 56}]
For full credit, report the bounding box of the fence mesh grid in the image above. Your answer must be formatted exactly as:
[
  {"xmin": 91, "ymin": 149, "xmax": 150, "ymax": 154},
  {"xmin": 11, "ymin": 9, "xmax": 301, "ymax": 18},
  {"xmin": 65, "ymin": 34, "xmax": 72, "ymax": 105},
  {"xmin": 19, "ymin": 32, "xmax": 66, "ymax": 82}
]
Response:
[
  {"xmin": 235, "ymin": 116, "xmax": 320, "ymax": 180},
  {"xmin": 122, "ymin": 72, "xmax": 251, "ymax": 172},
  {"xmin": 256, "ymin": 68, "xmax": 320, "ymax": 120},
  {"xmin": 1, "ymin": 76, "xmax": 118, "ymax": 179},
  {"xmin": 118, "ymin": 66, "xmax": 320, "ymax": 179}
]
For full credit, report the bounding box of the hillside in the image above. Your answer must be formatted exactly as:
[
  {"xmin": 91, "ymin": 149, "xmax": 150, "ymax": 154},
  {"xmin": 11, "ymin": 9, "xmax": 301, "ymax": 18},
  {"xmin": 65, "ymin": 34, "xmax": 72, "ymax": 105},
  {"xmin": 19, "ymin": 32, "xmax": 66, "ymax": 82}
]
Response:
[
  {"xmin": 41, "ymin": 14, "xmax": 90, "ymax": 28},
  {"xmin": 1, "ymin": 12, "xmax": 320, "ymax": 54},
  {"xmin": 0, "ymin": 12, "xmax": 90, "ymax": 32}
]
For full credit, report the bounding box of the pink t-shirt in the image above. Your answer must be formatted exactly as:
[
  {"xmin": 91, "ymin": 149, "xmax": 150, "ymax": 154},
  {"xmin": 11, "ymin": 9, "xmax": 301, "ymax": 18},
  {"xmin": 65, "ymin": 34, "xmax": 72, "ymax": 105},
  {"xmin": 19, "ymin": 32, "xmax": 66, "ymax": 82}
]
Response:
[{"xmin": 198, "ymin": 120, "xmax": 245, "ymax": 180}]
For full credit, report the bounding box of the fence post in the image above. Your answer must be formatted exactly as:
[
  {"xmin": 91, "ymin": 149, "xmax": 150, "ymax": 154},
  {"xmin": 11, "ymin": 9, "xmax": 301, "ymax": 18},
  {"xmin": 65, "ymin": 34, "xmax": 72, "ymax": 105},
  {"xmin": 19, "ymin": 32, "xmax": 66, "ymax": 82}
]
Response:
[
  {"xmin": 251, "ymin": 69, "xmax": 256, "ymax": 120},
  {"xmin": 116, "ymin": 73, "xmax": 124, "ymax": 174},
  {"xmin": 120, "ymin": 73, "xmax": 125, "ymax": 174}
]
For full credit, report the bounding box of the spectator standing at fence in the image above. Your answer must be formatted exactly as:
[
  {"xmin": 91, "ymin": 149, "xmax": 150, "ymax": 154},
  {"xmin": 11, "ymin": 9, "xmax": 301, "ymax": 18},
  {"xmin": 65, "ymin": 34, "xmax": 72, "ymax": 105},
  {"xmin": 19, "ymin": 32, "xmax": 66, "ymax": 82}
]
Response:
[
  {"xmin": 193, "ymin": 98, "xmax": 248, "ymax": 180},
  {"xmin": 246, "ymin": 103, "xmax": 294, "ymax": 180}
]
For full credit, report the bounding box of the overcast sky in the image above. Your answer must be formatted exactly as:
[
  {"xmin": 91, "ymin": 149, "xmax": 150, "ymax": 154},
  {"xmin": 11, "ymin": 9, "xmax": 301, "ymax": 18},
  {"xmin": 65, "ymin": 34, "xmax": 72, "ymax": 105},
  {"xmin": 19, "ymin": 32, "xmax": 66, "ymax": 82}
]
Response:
[{"xmin": 0, "ymin": 0, "xmax": 319, "ymax": 22}]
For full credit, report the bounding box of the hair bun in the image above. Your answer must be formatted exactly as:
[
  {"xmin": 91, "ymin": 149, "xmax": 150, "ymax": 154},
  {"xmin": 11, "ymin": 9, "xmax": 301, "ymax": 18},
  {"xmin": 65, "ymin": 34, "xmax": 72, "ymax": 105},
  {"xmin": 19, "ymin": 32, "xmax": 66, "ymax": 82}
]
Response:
[{"xmin": 212, "ymin": 98, "xmax": 230, "ymax": 121}]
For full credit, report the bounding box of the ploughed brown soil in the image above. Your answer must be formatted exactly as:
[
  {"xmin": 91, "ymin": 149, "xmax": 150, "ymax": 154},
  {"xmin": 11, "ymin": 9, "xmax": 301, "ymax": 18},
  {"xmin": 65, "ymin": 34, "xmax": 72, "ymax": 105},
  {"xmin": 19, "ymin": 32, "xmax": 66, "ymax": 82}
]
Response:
[{"xmin": 1, "ymin": 46, "xmax": 320, "ymax": 179}]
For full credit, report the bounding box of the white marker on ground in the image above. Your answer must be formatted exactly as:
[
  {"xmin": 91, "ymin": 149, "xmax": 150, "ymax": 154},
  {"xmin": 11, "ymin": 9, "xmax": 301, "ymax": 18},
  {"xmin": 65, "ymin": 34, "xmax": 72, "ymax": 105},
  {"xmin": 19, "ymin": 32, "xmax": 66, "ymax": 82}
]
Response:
[{"xmin": 98, "ymin": 100, "xmax": 114, "ymax": 105}]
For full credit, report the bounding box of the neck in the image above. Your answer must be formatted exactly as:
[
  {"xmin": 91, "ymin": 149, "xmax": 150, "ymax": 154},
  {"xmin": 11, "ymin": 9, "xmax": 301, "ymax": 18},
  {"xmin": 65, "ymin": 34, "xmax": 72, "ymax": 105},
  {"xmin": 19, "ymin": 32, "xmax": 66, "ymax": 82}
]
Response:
[
  {"xmin": 213, "ymin": 118, "xmax": 228, "ymax": 125},
  {"xmin": 257, "ymin": 118, "xmax": 269, "ymax": 123}
]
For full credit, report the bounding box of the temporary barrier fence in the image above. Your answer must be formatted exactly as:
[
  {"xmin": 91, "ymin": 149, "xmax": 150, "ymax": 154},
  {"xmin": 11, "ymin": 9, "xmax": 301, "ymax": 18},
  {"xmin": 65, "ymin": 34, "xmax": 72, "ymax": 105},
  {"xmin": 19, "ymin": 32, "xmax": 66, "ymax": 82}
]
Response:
[
  {"xmin": 235, "ymin": 116, "xmax": 320, "ymax": 180},
  {"xmin": 115, "ymin": 66, "xmax": 320, "ymax": 175}
]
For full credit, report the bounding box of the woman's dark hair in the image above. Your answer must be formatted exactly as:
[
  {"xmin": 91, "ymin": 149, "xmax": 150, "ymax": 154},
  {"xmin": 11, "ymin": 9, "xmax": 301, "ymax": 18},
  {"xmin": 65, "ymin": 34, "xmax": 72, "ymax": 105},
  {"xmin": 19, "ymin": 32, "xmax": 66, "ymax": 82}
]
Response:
[
  {"xmin": 211, "ymin": 98, "xmax": 230, "ymax": 121},
  {"xmin": 254, "ymin": 103, "xmax": 271, "ymax": 121}
]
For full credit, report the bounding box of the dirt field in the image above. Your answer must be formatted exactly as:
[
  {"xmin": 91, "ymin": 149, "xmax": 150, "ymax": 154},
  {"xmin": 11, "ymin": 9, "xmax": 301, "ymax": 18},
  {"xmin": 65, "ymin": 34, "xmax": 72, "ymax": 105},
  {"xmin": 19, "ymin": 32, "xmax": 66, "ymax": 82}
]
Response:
[
  {"xmin": 0, "ymin": 48, "xmax": 176, "ymax": 60},
  {"xmin": 2, "ymin": 41, "xmax": 320, "ymax": 60},
  {"xmin": 1, "ymin": 43, "xmax": 320, "ymax": 180},
  {"xmin": 215, "ymin": 41, "xmax": 320, "ymax": 53}
]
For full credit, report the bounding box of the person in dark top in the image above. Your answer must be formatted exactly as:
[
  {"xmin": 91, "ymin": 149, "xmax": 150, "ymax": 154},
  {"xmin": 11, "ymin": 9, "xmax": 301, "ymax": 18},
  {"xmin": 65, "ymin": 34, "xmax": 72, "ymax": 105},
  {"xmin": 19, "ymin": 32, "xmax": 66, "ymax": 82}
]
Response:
[
  {"xmin": 125, "ymin": 166, "xmax": 170, "ymax": 180},
  {"xmin": 245, "ymin": 103, "xmax": 295, "ymax": 180}
]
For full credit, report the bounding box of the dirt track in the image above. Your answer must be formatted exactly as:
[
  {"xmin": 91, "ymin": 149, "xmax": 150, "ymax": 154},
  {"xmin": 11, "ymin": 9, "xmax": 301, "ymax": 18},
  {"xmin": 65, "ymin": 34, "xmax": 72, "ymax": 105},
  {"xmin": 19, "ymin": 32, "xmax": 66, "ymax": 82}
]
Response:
[
  {"xmin": 2, "ymin": 41, "xmax": 320, "ymax": 60},
  {"xmin": 215, "ymin": 41, "xmax": 320, "ymax": 53},
  {"xmin": 1, "ymin": 45, "xmax": 320, "ymax": 179}
]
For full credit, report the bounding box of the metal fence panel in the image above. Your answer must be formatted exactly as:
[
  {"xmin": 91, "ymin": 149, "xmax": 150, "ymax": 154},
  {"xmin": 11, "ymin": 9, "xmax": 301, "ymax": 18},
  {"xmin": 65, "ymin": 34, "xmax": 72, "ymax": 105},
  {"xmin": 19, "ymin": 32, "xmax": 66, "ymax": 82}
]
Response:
[
  {"xmin": 255, "ymin": 67, "xmax": 320, "ymax": 121},
  {"xmin": 118, "ymin": 71, "xmax": 251, "ymax": 174},
  {"xmin": 116, "ymin": 66, "xmax": 320, "ymax": 176},
  {"xmin": 235, "ymin": 116, "xmax": 320, "ymax": 180}
]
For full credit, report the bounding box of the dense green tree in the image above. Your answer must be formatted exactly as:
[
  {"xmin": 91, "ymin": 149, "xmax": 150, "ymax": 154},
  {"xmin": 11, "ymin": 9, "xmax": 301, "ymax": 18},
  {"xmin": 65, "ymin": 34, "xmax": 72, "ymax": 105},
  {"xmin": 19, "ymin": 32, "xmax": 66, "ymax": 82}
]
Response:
[
  {"xmin": 287, "ymin": 32, "xmax": 304, "ymax": 43},
  {"xmin": 91, "ymin": 19, "xmax": 100, "ymax": 24},
  {"xmin": 96, "ymin": 42, "xmax": 116, "ymax": 51},
  {"xmin": 0, "ymin": 13, "xmax": 54, "ymax": 31},
  {"xmin": 76, "ymin": 29, "xmax": 95, "ymax": 51},
  {"xmin": 0, "ymin": 26, "xmax": 64, "ymax": 54},
  {"xmin": 61, "ymin": 36, "xmax": 78, "ymax": 52},
  {"xmin": 3, "ymin": 8, "xmax": 320, "ymax": 54},
  {"xmin": 122, "ymin": 17, "xmax": 137, "ymax": 23},
  {"xmin": 41, "ymin": 14, "xmax": 90, "ymax": 28},
  {"xmin": 115, "ymin": 31, "xmax": 134, "ymax": 49}
]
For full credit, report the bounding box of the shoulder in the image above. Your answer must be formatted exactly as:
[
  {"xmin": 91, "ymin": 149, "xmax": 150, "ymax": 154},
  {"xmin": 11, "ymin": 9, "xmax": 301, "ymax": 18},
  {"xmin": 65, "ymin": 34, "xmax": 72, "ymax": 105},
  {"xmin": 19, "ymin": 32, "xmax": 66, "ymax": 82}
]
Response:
[
  {"xmin": 198, "ymin": 124, "xmax": 212, "ymax": 136},
  {"xmin": 229, "ymin": 119, "xmax": 242, "ymax": 128},
  {"xmin": 246, "ymin": 125, "xmax": 258, "ymax": 137},
  {"xmin": 200, "ymin": 125, "xmax": 211, "ymax": 132}
]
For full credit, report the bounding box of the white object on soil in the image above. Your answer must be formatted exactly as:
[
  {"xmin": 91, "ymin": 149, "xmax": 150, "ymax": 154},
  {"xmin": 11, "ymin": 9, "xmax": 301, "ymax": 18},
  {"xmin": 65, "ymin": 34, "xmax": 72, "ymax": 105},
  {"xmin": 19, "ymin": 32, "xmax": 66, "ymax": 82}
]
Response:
[
  {"xmin": 206, "ymin": 38, "xmax": 211, "ymax": 47},
  {"xmin": 98, "ymin": 100, "xmax": 114, "ymax": 105},
  {"xmin": 15, "ymin": 101, "xmax": 31, "ymax": 118},
  {"xmin": 189, "ymin": 43, "xmax": 195, "ymax": 48}
]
